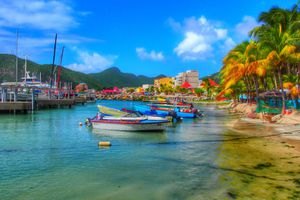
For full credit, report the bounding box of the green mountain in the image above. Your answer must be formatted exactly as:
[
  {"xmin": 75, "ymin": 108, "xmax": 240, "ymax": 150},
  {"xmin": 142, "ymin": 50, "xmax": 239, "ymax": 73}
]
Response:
[
  {"xmin": 89, "ymin": 67, "xmax": 165, "ymax": 88},
  {"xmin": 0, "ymin": 54, "xmax": 164, "ymax": 89},
  {"xmin": 0, "ymin": 54, "xmax": 101, "ymax": 89},
  {"xmin": 201, "ymin": 72, "xmax": 220, "ymax": 83}
]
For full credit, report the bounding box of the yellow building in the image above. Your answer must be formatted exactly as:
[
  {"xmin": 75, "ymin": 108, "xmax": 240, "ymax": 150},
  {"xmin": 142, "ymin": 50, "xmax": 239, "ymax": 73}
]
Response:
[
  {"xmin": 154, "ymin": 77, "xmax": 173, "ymax": 88},
  {"xmin": 135, "ymin": 87, "xmax": 144, "ymax": 93}
]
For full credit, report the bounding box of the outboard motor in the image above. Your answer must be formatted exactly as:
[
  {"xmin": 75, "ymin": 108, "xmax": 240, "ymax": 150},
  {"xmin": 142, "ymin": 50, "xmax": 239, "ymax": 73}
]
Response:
[
  {"xmin": 168, "ymin": 110, "xmax": 181, "ymax": 122},
  {"xmin": 196, "ymin": 109, "xmax": 204, "ymax": 118},
  {"xmin": 85, "ymin": 118, "xmax": 92, "ymax": 127},
  {"xmin": 191, "ymin": 108, "xmax": 203, "ymax": 118}
]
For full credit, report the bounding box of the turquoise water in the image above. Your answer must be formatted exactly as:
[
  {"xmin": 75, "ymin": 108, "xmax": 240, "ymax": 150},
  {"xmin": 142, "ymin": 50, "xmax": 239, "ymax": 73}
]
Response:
[{"xmin": 0, "ymin": 100, "xmax": 235, "ymax": 199}]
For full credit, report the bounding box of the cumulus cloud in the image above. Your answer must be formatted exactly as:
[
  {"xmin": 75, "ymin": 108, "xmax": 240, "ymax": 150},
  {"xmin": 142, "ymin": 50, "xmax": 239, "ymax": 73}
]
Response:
[
  {"xmin": 172, "ymin": 16, "xmax": 232, "ymax": 61},
  {"xmin": 235, "ymin": 16, "xmax": 259, "ymax": 39},
  {"xmin": 0, "ymin": 0, "xmax": 78, "ymax": 31},
  {"xmin": 136, "ymin": 47, "xmax": 164, "ymax": 61},
  {"xmin": 67, "ymin": 49, "xmax": 117, "ymax": 73},
  {"xmin": 174, "ymin": 32, "xmax": 213, "ymax": 60}
]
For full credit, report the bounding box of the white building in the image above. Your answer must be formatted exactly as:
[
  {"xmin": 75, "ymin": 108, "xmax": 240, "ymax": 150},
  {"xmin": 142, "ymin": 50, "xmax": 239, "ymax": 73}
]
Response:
[
  {"xmin": 174, "ymin": 70, "xmax": 199, "ymax": 88},
  {"xmin": 142, "ymin": 84, "xmax": 153, "ymax": 90}
]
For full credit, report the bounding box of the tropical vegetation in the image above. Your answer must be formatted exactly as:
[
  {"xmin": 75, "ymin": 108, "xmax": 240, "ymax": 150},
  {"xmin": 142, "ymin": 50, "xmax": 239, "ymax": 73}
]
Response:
[{"xmin": 218, "ymin": 2, "xmax": 300, "ymax": 112}]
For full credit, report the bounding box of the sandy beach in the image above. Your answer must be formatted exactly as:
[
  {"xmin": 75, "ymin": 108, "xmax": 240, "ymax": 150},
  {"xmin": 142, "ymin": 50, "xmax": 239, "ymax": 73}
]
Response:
[{"xmin": 219, "ymin": 112, "xmax": 300, "ymax": 199}]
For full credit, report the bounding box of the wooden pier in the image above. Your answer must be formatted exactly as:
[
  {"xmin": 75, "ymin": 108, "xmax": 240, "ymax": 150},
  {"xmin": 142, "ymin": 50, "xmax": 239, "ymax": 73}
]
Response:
[
  {"xmin": 0, "ymin": 85, "xmax": 87, "ymax": 113},
  {"xmin": 74, "ymin": 96, "xmax": 87, "ymax": 104},
  {"xmin": 0, "ymin": 102, "xmax": 32, "ymax": 113},
  {"xmin": 36, "ymin": 99, "xmax": 75, "ymax": 109}
]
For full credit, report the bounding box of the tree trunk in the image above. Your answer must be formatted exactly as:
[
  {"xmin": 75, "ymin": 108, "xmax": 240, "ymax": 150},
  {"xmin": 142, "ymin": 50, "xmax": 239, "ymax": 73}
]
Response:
[
  {"xmin": 278, "ymin": 68, "xmax": 286, "ymax": 114},
  {"xmin": 273, "ymin": 70, "xmax": 278, "ymax": 90},
  {"xmin": 261, "ymin": 77, "xmax": 267, "ymax": 92},
  {"xmin": 297, "ymin": 63, "xmax": 300, "ymax": 91},
  {"xmin": 253, "ymin": 75, "xmax": 259, "ymax": 104},
  {"xmin": 243, "ymin": 77, "xmax": 250, "ymax": 103}
]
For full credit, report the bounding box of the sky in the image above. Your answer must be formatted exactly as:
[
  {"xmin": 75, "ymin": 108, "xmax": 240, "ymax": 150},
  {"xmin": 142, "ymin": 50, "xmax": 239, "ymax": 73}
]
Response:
[{"xmin": 0, "ymin": 0, "xmax": 296, "ymax": 77}]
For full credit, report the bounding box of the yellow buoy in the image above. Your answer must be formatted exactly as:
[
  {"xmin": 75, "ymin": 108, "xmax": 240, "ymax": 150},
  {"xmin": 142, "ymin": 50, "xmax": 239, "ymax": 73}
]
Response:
[{"xmin": 98, "ymin": 141, "xmax": 111, "ymax": 147}]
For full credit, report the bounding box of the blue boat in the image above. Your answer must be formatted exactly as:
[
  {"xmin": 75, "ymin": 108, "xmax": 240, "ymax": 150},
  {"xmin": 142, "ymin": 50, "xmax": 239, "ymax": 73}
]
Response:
[{"xmin": 134, "ymin": 105, "xmax": 202, "ymax": 119}]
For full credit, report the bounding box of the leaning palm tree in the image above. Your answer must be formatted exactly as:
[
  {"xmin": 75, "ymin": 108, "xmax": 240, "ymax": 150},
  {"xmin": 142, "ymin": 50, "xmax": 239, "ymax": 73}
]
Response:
[{"xmin": 220, "ymin": 41, "xmax": 250, "ymax": 101}]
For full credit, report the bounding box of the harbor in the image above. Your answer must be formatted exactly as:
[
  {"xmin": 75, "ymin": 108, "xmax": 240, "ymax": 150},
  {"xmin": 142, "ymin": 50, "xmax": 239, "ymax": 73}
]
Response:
[
  {"xmin": 1, "ymin": 100, "xmax": 300, "ymax": 199},
  {"xmin": 0, "ymin": 85, "xmax": 88, "ymax": 113},
  {"xmin": 0, "ymin": 0, "xmax": 299, "ymax": 199}
]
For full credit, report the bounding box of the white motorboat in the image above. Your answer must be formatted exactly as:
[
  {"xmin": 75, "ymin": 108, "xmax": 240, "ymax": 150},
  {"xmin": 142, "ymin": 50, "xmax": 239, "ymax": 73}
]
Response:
[{"xmin": 90, "ymin": 113, "xmax": 169, "ymax": 131}]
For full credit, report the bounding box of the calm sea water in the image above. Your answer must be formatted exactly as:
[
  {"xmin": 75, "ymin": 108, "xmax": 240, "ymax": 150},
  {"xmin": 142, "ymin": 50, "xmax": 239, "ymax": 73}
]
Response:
[{"xmin": 1, "ymin": 100, "xmax": 296, "ymax": 200}]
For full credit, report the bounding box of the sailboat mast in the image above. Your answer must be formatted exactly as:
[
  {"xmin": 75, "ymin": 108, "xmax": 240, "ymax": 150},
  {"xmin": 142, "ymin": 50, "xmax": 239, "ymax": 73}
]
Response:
[
  {"xmin": 50, "ymin": 33, "xmax": 57, "ymax": 89},
  {"xmin": 57, "ymin": 46, "xmax": 65, "ymax": 88},
  {"xmin": 24, "ymin": 55, "xmax": 27, "ymax": 83},
  {"xmin": 15, "ymin": 29, "xmax": 19, "ymax": 83}
]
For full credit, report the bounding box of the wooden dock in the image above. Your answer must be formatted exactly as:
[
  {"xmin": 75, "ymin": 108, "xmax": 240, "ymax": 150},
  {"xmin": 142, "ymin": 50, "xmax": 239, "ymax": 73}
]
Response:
[
  {"xmin": 0, "ymin": 85, "xmax": 96, "ymax": 113},
  {"xmin": 36, "ymin": 99, "xmax": 75, "ymax": 109},
  {"xmin": 0, "ymin": 102, "xmax": 32, "ymax": 113},
  {"xmin": 74, "ymin": 96, "xmax": 87, "ymax": 104}
]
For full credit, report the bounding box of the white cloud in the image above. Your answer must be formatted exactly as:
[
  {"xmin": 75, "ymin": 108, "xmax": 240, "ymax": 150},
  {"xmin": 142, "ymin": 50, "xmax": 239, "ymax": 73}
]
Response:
[
  {"xmin": 67, "ymin": 49, "xmax": 117, "ymax": 73},
  {"xmin": 173, "ymin": 16, "xmax": 231, "ymax": 61},
  {"xmin": 221, "ymin": 37, "xmax": 236, "ymax": 54},
  {"xmin": 0, "ymin": 31, "xmax": 100, "ymax": 58},
  {"xmin": 174, "ymin": 32, "xmax": 213, "ymax": 60},
  {"xmin": 235, "ymin": 16, "xmax": 259, "ymax": 39},
  {"xmin": 136, "ymin": 47, "xmax": 164, "ymax": 61},
  {"xmin": 0, "ymin": 0, "xmax": 78, "ymax": 31}
]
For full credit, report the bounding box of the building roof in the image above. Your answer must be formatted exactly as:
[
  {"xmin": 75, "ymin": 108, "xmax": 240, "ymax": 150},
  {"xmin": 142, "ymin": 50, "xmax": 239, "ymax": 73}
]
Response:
[
  {"xmin": 208, "ymin": 78, "xmax": 219, "ymax": 87},
  {"xmin": 181, "ymin": 81, "xmax": 192, "ymax": 88}
]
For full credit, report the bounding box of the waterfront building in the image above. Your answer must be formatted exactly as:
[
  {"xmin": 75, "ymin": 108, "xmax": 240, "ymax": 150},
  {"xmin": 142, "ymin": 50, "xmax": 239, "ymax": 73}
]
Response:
[
  {"xmin": 154, "ymin": 77, "xmax": 173, "ymax": 88},
  {"xmin": 142, "ymin": 84, "xmax": 153, "ymax": 90},
  {"xmin": 174, "ymin": 70, "xmax": 199, "ymax": 88},
  {"xmin": 136, "ymin": 87, "xmax": 144, "ymax": 93}
]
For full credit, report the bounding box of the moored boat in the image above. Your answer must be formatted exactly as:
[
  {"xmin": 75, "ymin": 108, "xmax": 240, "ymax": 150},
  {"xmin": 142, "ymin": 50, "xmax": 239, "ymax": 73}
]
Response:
[
  {"xmin": 135, "ymin": 105, "xmax": 202, "ymax": 118},
  {"xmin": 148, "ymin": 103, "xmax": 191, "ymax": 109},
  {"xmin": 90, "ymin": 114, "xmax": 169, "ymax": 131},
  {"xmin": 98, "ymin": 105, "xmax": 177, "ymax": 121}
]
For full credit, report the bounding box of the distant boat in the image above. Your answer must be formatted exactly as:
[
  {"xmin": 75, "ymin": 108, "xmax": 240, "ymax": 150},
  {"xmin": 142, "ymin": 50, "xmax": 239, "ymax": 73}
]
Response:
[
  {"xmin": 20, "ymin": 57, "xmax": 50, "ymax": 88},
  {"xmin": 1, "ymin": 57, "xmax": 49, "ymax": 89}
]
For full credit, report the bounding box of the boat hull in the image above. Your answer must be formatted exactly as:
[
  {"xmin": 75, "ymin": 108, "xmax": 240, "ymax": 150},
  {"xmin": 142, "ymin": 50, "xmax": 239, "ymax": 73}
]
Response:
[
  {"xmin": 148, "ymin": 104, "xmax": 191, "ymax": 109},
  {"xmin": 91, "ymin": 120, "xmax": 167, "ymax": 131}
]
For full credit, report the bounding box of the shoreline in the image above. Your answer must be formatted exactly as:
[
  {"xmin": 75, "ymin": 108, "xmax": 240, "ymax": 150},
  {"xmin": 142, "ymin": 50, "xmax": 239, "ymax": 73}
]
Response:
[{"xmin": 220, "ymin": 102, "xmax": 300, "ymax": 152}]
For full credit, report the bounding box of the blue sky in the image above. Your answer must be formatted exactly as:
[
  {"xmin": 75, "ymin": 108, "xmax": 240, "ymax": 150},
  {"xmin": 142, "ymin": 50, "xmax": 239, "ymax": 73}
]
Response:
[{"xmin": 0, "ymin": 0, "xmax": 296, "ymax": 77}]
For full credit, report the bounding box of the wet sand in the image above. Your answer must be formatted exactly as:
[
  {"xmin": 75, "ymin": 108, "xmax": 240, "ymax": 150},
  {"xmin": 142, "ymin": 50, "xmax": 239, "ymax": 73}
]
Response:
[{"xmin": 220, "ymin": 118, "xmax": 300, "ymax": 199}]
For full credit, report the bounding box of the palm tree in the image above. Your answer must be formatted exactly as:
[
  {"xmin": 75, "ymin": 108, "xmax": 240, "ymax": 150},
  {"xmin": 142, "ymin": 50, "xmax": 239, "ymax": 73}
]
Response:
[
  {"xmin": 221, "ymin": 41, "xmax": 257, "ymax": 102},
  {"xmin": 250, "ymin": 4, "xmax": 300, "ymax": 112}
]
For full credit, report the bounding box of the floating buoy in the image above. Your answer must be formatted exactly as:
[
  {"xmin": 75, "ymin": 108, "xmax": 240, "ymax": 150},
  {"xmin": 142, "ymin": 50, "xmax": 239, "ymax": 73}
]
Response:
[
  {"xmin": 79, "ymin": 122, "xmax": 83, "ymax": 126},
  {"xmin": 98, "ymin": 141, "xmax": 111, "ymax": 147}
]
